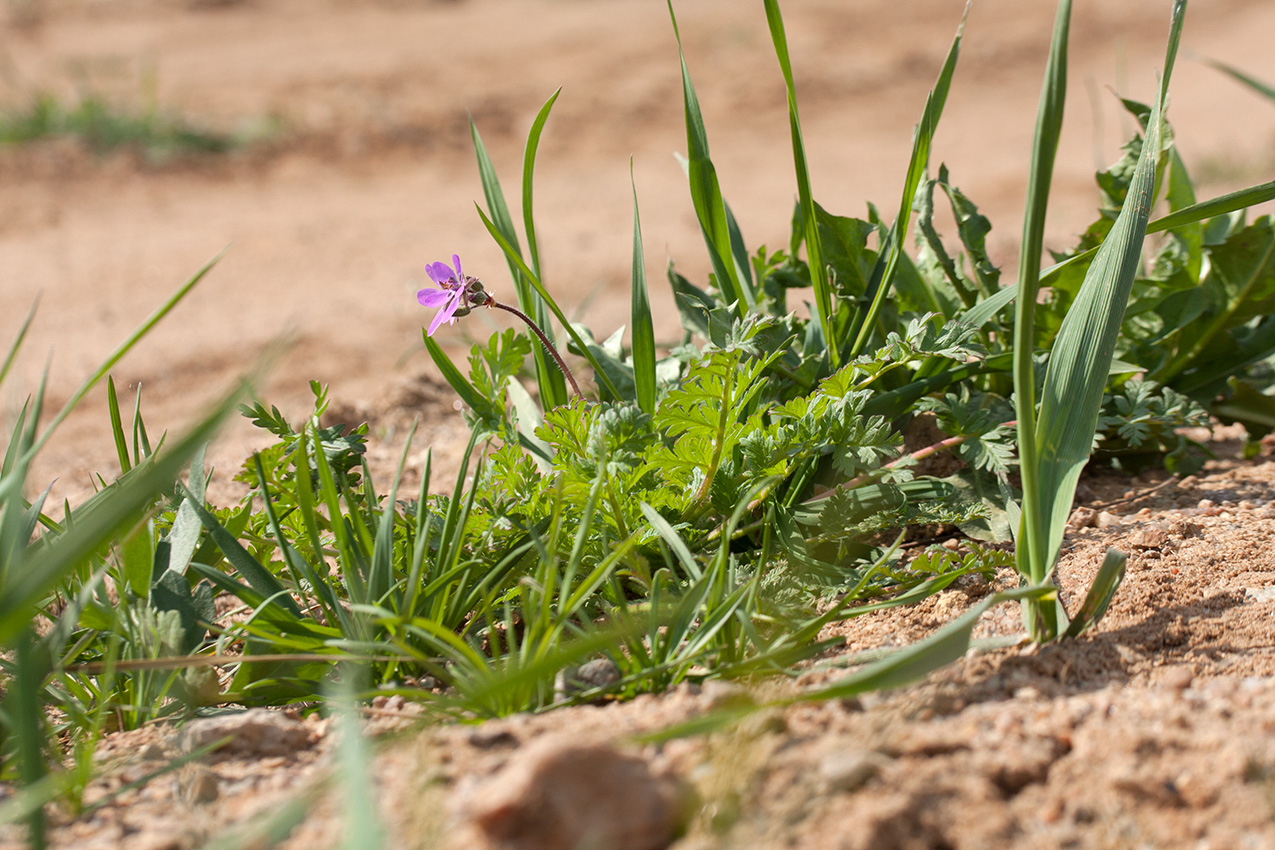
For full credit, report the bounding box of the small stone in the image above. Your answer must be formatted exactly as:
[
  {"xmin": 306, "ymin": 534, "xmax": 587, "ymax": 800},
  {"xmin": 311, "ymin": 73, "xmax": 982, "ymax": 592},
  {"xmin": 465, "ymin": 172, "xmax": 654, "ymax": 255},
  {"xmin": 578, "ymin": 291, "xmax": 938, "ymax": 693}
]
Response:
[
  {"xmin": 137, "ymin": 742, "xmax": 166, "ymax": 762},
  {"xmin": 554, "ymin": 657, "xmax": 622, "ymax": 701},
  {"xmin": 1095, "ymin": 511, "xmax": 1118, "ymax": 529},
  {"xmin": 1161, "ymin": 666, "xmax": 1194, "ymax": 691},
  {"xmin": 179, "ymin": 709, "xmax": 313, "ymax": 757},
  {"xmin": 1245, "ymin": 587, "xmax": 1275, "ymax": 604},
  {"xmin": 1239, "ymin": 500, "xmax": 1256, "ymax": 511},
  {"xmin": 941, "ymin": 538, "xmax": 960, "ymax": 551},
  {"xmin": 819, "ymin": 750, "xmax": 888, "ymax": 793},
  {"xmin": 1067, "ymin": 507, "xmax": 1097, "ymax": 530},
  {"xmin": 1130, "ymin": 526, "xmax": 1168, "ymax": 550},
  {"xmin": 459, "ymin": 736, "xmax": 690, "ymax": 850}
]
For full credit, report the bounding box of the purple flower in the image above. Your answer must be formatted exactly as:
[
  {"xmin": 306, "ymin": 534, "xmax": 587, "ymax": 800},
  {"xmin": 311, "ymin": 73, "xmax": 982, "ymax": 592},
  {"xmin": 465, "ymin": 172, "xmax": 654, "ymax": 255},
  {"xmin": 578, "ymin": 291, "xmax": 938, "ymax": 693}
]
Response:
[{"xmin": 417, "ymin": 254, "xmax": 469, "ymax": 336}]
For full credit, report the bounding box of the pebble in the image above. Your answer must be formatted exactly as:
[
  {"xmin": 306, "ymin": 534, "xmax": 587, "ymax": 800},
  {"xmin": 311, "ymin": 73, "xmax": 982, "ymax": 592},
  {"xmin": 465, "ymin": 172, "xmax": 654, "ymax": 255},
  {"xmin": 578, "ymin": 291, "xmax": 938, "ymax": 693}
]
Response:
[
  {"xmin": 179, "ymin": 708, "xmax": 314, "ymax": 757},
  {"xmin": 1160, "ymin": 666, "xmax": 1195, "ymax": 691},
  {"xmin": 458, "ymin": 736, "xmax": 689, "ymax": 850},
  {"xmin": 819, "ymin": 750, "xmax": 888, "ymax": 793},
  {"xmin": 554, "ymin": 657, "xmax": 622, "ymax": 701}
]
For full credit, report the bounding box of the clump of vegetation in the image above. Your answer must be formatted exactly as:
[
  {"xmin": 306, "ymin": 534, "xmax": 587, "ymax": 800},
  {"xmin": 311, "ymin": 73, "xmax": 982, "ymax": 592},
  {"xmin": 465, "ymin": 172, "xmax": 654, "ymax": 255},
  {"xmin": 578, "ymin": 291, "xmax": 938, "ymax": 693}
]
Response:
[
  {"xmin": 0, "ymin": 92, "xmax": 248, "ymax": 162},
  {"xmin": 3, "ymin": 0, "xmax": 1275, "ymax": 846}
]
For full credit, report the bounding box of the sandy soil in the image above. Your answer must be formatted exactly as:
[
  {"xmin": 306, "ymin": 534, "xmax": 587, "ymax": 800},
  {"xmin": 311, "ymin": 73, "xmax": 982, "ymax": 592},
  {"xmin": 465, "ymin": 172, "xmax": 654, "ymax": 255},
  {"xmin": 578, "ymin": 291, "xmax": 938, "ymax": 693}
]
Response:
[{"xmin": 3, "ymin": 0, "xmax": 1275, "ymax": 848}]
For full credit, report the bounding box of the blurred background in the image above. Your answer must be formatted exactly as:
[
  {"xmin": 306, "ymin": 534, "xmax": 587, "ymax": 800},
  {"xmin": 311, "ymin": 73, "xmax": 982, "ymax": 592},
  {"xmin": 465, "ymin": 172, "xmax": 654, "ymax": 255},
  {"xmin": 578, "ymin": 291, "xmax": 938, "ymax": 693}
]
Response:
[{"xmin": 2, "ymin": 0, "xmax": 1273, "ymax": 503}]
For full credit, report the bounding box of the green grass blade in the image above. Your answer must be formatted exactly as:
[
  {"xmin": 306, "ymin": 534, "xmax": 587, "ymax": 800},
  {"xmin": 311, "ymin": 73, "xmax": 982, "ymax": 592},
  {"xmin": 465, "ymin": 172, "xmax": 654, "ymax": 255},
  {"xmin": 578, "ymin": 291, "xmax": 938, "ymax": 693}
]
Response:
[
  {"xmin": 1064, "ymin": 549, "xmax": 1127, "ymax": 638},
  {"xmin": 798, "ymin": 585, "xmax": 1054, "ymax": 701},
  {"xmin": 667, "ymin": 1, "xmax": 753, "ymax": 314},
  {"xmin": 964, "ymin": 178, "xmax": 1275, "ymax": 330},
  {"xmin": 1200, "ymin": 55, "xmax": 1275, "ymax": 104},
  {"xmin": 1147, "ymin": 179, "xmax": 1275, "ymax": 233},
  {"xmin": 1013, "ymin": 0, "xmax": 1073, "ymax": 613},
  {"xmin": 0, "ymin": 298, "xmax": 37, "ymax": 389},
  {"xmin": 0, "ymin": 381, "xmax": 245, "ymax": 646},
  {"xmin": 848, "ymin": 2, "xmax": 968, "ymax": 359},
  {"xmin": 476, "ymin": 205, "xmax": 623, "ymax": 399},
  {"xmin": 630, "ymin": 161, "xmax": 657, "ymax": 414},
  {"xmin": 518, "ymin": 90, "xmax": 569, "ymax": 408},
  {"xmin": 764, "ymin": 0, "xmax": 836, "ymax": 367},
  {"xmin": 521, "ymin": 88, "xmax": 560, "ymax": 280},
  {"xmin": 471, "ymin": 114, "xmax": 567, "ymax": 409},
  {"xmin": 24, "ymin": 250, "xmax": 225, "ymax": 464},
  {"xmin": 106, "ymin": 376, "xmax": 131, "ymax": 475},
  {"xmin": 179, "ymin": 482, "xmax": 304, "ymax": 620},
  {"xmin": 470, "ymin": 117, "xmax": 524, "ymax": 281},
  {"xmin": 1033, "ymin": 7, "xmax": 1181, "ymax": 582}
]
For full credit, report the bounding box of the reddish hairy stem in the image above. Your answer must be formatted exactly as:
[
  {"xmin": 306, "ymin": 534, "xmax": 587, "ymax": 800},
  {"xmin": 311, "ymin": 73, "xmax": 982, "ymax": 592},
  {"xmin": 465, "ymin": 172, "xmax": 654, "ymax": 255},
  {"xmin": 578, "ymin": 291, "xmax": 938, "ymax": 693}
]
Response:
[{"xmin": 486, "ymin": 298, "xmax": 584, "ymax": 399}]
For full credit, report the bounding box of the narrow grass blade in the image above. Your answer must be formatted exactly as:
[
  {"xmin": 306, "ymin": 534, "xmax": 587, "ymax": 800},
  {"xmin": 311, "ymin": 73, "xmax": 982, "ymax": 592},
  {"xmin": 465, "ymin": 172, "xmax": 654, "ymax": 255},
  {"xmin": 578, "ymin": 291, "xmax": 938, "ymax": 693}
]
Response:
[
  {"xmin": 476, "ymin": 206, "xmax": 623, "ymax": 399},
  {"xmin": 0, "ymin": 380, "xmax": 245, "ymax": 646},
  {"xmin": 1013, "ymin": 0, "xmax": 1074, "ymax": 613},
  {"xmin": 1200, "ymin": 55, "xmax": 1275, "ymax": 103},
  {"xmin": 24, "ymin": 250, "xmax": 225, "ymax": 464},
  {"xmin": 423, "ymin": 334, "xmax": 483, "ymax": 412},
  {"xmin": 0, "ymin": 298, "xmax": 37, "ymax": 389},
  {"xmin": 180, "ymin": 483, "xmax": 304, "ymax": 620},
  {"xmin": 471, "ymin": 113, "xmax": 567, "ymax": 408},
  {"xmin": 667, "ymin": 1, "xmax": 753, "ymax": 314},
  {"xmin": 518, "ymin": 90, "xmax": 570, "ymax": 408},
  {"xmin": 521, "ymin": 89, "xmax": 561, "ymax": 280},
  {"xmin": 630, "ymin": 161, "xmax": 657, "ymax": 414},
  {"xmin": 332, "ymin": 673, "xmax": 385, "ymax": 850},
  {"xmin": 798, "ymin": 585, "xmax": 1053, "ymax": 701},
  {"xmin": 1063, "ymin": 549, "xmax": 1126, "ymax": 638},
  {"xmin": 848, "ymin": 3, "xmax": 968, "ymax": 359},
  {"xmin": 764, "ymin": 0, "xmax": 835, "ymax": 366},
  {"xmin": 963, "ymin": 179, "xmax": 1275, "ymax": 329}
]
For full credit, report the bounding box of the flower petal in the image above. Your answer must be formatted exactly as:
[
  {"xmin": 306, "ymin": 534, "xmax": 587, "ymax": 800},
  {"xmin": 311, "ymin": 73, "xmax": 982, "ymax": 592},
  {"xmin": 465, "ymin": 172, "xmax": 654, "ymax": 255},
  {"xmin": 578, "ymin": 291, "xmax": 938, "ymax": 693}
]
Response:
[
  {"xmin": 427, "ymin": 299, "xmax": 459, "ymax": 336},
  {"xmin": 426, "ymin": 261, "xmax": 456, "ymax": 286},
  {"xmin": 451, "ymin": 254, "xmax": 463, "ymax": 280},
  {"xmin": 418, "ymin": 288, "xmax": 452, "ymax": 307}
]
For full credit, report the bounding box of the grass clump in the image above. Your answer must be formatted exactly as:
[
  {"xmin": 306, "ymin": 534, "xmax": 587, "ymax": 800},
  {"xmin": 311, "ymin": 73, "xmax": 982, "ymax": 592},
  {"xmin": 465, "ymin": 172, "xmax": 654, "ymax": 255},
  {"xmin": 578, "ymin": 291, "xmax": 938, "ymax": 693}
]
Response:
[{"xmin": 0, "ymin": 92, "xmax": 247, "ymax": 162}]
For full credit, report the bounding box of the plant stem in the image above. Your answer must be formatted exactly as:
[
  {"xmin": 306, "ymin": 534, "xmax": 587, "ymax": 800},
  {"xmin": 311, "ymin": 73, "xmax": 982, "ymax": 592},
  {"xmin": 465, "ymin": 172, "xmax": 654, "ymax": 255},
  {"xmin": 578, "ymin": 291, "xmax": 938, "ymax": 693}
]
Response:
[{"xmin": 486, "ymin": 297, "xmax": 584, "ymax": 399}]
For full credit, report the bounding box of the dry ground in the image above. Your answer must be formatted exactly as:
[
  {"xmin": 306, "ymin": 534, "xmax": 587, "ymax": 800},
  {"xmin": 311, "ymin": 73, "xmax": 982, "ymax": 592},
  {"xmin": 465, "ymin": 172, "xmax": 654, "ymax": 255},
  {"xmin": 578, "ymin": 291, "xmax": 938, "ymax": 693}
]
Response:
[{"xmin": 3, "ymin": 0, "xmax": 1275, "ymax": 847}]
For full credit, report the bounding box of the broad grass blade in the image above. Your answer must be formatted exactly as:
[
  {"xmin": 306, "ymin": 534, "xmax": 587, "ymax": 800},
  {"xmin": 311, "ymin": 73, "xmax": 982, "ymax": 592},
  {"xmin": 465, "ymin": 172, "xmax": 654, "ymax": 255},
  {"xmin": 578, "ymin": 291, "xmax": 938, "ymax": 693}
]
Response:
[
  {"xmin": 848, "ymin": 2, "xmax": 969, "ymax": 359},
  {"xmin": 630, "ymin": 162, "xmax": 657, "ymax": 414},
  {"xmin": 1034, "ymin": 3, "xmax": 1184, "ymax": 576},
  {"xmin": 1013, "ymin": 0, "xmax": 1074, "ymax": 617},
  {"xmin": 667, "ymin": 1, "xmax": 754, "ymax": 314},
  {"xmin": 764, "ymin": 0, "xmax": 836, "ymax": 366}
]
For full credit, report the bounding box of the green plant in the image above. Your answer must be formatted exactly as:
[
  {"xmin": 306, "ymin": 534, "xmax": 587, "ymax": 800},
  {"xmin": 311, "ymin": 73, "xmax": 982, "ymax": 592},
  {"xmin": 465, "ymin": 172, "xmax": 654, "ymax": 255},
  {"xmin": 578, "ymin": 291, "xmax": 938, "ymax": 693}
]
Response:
[
  {"xmin": 0, "ymin": 255, "xmax": 247, "ymax": 845},
  {"xmin": 0, "ymin": 91, "xmax": 252, "ymax": 162}
]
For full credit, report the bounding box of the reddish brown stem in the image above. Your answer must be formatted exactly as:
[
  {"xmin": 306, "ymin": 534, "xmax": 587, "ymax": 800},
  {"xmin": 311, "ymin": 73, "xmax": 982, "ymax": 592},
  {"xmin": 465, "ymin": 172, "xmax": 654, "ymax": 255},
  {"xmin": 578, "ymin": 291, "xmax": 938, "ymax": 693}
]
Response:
[{"xmin": 486, "ymin": 297, "xmax": 583, "ymax": 399}]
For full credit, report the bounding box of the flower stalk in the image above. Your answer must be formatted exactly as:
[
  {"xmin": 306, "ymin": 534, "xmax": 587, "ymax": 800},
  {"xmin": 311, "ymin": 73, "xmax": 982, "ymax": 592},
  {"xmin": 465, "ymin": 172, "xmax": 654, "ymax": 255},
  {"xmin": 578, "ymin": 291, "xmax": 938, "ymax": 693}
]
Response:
[{"xmin": 418, "ymin": 254, "xmax": 583, "ymax": 399}]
